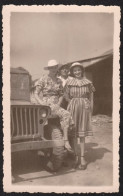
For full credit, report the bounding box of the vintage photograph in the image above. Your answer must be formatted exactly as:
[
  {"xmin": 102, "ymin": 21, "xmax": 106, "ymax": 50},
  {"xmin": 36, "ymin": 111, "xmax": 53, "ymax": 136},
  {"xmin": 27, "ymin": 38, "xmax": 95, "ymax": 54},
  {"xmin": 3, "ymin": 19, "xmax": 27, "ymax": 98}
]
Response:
[{"xmin": 3, "ymin": 5, "xmax": 120, "ymax": 193}]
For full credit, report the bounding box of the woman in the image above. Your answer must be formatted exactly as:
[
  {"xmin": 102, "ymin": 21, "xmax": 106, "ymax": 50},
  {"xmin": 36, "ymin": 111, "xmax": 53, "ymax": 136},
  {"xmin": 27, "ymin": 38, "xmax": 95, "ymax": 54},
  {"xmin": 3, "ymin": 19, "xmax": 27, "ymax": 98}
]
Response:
[
  {"xmin": 64, "ymin": 62, "xmax": 95, "ymax": 169},
  {"xmin": 31, "ymin": 59, "xmax": 72, "ymax": 151}
]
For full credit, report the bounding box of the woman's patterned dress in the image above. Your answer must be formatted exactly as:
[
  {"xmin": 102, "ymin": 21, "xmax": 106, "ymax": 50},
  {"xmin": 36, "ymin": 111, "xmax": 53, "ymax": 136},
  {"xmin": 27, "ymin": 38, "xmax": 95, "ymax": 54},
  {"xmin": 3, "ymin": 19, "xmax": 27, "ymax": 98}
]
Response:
[
  {"xmin": 64, "ymin": 77, "xmax": 95, "ymax": 137},
  {"xmin": 31, "ymin": 75, "xmax": 73, "ymax": 132}
]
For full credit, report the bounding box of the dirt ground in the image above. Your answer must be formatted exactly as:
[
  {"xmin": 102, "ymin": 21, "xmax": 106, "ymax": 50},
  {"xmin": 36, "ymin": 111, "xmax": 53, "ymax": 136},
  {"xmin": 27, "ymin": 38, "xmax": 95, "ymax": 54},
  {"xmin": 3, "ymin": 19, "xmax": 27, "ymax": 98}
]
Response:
[{"xmin": 12, "ymin": 115, "xmax": 113, "ymax": 186}]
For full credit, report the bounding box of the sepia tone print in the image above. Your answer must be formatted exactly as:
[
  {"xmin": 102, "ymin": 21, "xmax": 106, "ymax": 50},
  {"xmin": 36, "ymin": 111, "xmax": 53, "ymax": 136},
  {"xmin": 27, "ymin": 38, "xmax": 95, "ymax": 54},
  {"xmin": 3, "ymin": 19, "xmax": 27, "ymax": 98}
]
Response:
[{"xmin": 3, "ymin": 5, "xmax": 120, "ymax": 193}]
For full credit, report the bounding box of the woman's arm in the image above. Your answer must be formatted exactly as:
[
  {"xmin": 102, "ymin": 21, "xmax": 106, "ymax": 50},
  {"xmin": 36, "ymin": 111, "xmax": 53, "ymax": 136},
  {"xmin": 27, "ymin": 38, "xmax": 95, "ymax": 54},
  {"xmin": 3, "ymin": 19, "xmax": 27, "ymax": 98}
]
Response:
[
  {"xmin": 89, "ymin": 83, "xmax": 95, "ymax": 113},
  {"xmin": 89, "ymin": 92, "xmax": 93, "ymax": 113}
]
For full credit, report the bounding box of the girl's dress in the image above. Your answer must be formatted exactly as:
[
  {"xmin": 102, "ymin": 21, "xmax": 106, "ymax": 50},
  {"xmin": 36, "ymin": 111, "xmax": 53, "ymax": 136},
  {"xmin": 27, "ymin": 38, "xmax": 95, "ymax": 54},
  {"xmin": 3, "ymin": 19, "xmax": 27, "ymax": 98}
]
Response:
[
  {"xmin": 31, "ymin": 75, "xmax": 73, "ymax": 132},
  {"xmin": 64, "ymin": 77, "xmax": 95, "ymax": 137}
]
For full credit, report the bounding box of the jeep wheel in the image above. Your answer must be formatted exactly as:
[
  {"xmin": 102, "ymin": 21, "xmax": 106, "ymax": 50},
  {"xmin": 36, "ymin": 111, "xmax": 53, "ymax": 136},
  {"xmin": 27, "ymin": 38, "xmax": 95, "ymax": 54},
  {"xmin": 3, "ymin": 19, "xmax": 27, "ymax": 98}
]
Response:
[{"xmin": 51, "ymin": 126, "xmax": 64, "ymax": 171}]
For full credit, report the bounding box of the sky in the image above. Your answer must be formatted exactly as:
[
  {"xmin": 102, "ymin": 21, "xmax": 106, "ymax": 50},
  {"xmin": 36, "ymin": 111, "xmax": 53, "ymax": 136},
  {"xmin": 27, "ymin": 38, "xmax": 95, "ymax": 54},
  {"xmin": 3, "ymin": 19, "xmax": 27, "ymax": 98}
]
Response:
[{"xmin": 10, "ymin": 12, "xmax": 114, "ymax": 79}]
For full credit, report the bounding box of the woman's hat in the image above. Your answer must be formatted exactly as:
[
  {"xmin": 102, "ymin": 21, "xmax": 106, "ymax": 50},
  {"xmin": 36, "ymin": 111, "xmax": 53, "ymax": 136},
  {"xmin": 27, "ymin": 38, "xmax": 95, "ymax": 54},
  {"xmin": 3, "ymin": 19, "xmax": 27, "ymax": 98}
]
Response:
[
  {"xmin": 70, "ymin": 62, "xmax": 84, "ymax": 76},
  {"xmin": 70, "ymin": 62, "xmax": 82, "ymax": 69},
  {"xmin": 44, "ymin": 59, "xmax": 59, "ymax": 70}
]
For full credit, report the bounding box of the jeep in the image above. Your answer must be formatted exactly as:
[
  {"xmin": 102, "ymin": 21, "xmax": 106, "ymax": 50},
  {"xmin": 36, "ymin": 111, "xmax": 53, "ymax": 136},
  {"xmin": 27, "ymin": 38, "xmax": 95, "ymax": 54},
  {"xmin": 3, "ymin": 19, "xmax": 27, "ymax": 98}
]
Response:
[{"xmin": 11, "ymin": 67, "xmax": 66, "ymax": 173}]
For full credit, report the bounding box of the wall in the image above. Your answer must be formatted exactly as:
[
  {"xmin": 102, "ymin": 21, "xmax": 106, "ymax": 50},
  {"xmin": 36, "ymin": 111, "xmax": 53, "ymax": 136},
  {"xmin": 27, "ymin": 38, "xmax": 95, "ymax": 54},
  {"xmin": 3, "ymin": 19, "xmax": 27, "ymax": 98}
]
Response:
[{"xmin": 86, "ymin": 55, "xmax": 113, "ymax": 116}]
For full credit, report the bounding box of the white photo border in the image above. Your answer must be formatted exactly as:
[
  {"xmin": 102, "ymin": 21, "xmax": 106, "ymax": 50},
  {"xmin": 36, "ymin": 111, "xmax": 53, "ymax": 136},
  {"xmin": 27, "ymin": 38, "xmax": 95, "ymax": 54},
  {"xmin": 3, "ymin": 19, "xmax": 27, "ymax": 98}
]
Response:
[{"xmin": 2, "ymin": 5, "xmax": 120, "ymax": 193}]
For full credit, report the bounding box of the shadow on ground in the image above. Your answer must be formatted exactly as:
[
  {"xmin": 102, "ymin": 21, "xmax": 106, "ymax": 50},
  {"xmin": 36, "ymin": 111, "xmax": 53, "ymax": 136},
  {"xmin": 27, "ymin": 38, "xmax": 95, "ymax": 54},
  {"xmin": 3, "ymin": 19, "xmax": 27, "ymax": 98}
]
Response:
[
  {"xmin": 12, "ymin": 142, "xmax": 111, "ymax": 183},
  {"xmin": 85, "ymin": 142, "xmax": 111, "ymax": 164}
]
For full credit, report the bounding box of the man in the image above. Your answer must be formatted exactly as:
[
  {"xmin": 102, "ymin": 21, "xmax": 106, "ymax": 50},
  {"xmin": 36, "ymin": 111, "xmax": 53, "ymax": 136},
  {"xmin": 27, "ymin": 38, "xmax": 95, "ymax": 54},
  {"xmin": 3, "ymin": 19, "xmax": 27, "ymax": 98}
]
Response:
[
  {"xmin": 57, "ymin": 64, "xmax": 72, "ymax": 87},
  {"xmin": 31, "ymin": 60, "xmax": 73, "ymax": 150},
  {"xmin": 57, "ymin": 64, "xmax": 72, "ymax": 109}
]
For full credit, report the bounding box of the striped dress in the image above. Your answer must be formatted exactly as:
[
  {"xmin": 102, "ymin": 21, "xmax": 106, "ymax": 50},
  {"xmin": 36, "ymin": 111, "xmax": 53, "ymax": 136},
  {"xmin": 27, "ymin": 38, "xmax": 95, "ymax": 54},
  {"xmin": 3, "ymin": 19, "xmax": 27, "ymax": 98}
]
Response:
[{"xmin": 64, "ymin": 77, "xmax": 95, "ymax": 137}]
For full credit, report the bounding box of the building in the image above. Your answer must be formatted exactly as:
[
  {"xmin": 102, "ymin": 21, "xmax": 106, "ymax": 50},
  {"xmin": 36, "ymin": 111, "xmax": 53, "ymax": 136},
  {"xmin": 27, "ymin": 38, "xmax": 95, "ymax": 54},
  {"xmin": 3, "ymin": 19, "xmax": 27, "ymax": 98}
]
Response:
[{"xmin": 64, "ymin": 50, "xmax": 113, "ymax": 116}]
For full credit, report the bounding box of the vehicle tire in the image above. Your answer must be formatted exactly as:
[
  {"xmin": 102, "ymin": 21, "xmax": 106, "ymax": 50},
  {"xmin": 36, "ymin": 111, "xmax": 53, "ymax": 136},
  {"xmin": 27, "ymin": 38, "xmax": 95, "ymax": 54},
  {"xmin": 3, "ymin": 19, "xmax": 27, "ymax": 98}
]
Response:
[{"xmin": 50, "ymin": 126, "xmax": 64, "ymax": 171}]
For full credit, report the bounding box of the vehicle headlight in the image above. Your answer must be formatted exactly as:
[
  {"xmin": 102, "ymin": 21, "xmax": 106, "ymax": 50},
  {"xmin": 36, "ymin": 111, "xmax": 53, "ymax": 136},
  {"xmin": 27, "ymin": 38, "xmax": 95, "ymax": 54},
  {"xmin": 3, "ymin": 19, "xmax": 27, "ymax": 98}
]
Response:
[{"xmin": 40, "ymin": 109, "xmax": 47, "ymax": 118}]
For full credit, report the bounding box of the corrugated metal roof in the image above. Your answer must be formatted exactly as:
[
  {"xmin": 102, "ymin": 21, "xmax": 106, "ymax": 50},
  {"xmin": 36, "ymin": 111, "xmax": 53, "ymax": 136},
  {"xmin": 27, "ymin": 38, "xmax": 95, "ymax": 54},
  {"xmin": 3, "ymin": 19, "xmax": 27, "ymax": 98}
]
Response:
[{"xmin": 64, "ymin": 50, "xmax": 113, "ymax": 68}]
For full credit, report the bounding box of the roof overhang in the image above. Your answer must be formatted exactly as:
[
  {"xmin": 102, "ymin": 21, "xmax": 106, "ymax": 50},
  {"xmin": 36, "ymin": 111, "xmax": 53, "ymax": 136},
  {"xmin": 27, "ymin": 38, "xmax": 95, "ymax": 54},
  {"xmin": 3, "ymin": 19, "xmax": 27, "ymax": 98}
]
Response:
[{"xmin": 64, "ymin": 51, "xmax": 113, "ymax": 68}]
